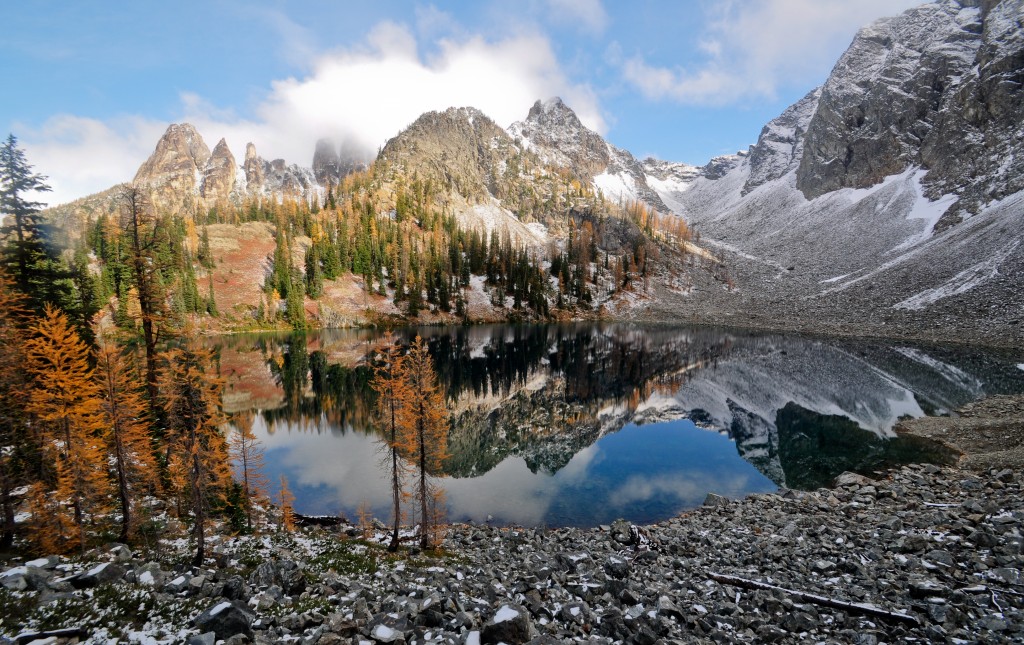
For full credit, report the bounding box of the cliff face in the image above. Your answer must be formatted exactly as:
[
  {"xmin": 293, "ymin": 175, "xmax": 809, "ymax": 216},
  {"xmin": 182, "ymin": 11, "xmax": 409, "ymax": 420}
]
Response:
[{"xmin": 796, "ymin": 0, "xmax": 1023, "ymax": 225}]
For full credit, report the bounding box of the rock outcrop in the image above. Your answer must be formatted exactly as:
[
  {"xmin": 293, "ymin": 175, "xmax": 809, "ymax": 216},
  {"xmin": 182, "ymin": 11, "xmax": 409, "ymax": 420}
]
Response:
[
  {"xmin": 312, "ymin": 138, "xmax": 341, "ymax": 186},
  {"xmin": 133, "ymin": 125, "xmax": 322, "ymax": 209},
  {"xmin": 242, "ymin": 142, "xmax": 265, "ymax": 193},
  {"xmin": 133, "ymin": 123, "xmax": 210, "ymax": 210},
  {"xmin": 200, "ymin": 138, "xmax": 236, "ymax": 204}
]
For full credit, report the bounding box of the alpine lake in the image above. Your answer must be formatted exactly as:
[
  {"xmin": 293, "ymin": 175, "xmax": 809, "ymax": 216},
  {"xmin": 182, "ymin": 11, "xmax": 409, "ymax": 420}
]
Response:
[{"xmin": 214, "ymin": 324, "xmax": 1024, "ymax": 528}]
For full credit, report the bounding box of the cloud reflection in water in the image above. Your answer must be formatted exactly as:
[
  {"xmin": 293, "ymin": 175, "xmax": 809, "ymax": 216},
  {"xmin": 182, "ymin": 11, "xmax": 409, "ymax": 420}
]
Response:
[{"xmin": 246, "ymin": 415, "xmax": 777, "ymax": 527}]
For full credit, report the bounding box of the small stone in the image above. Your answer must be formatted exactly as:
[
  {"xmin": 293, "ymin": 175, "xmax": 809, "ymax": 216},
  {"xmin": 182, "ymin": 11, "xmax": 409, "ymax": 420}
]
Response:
[
  {"xmin": 186, "ymin": 632, "xmax": 216, "ymax": 645},
  {"xmin": 603, "ymin": 555, "xmax": 630, "ymax": 579},
  {"xmin": 703, "ymin": 493, "xmax": 729, "ymax": 507}
]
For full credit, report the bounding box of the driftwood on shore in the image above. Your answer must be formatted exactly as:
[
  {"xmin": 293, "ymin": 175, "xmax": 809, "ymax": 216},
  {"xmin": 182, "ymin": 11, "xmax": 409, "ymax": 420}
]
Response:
[{"xmin": 707, "ymin": 572, "xmax": 922, "ymax": 627}]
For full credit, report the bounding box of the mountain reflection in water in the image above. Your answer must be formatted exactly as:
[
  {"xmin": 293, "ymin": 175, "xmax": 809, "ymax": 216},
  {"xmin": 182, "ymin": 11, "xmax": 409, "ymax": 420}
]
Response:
[{"xmin": 212, "ymin": 324, "xmax": 1024, "ymax": 527}]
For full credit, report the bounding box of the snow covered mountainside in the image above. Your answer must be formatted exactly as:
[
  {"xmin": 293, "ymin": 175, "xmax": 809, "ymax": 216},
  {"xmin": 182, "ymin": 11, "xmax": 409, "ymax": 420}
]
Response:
[{"xmin": 634, "ymin": 0, "xmax": 1024, "ymax": 345}]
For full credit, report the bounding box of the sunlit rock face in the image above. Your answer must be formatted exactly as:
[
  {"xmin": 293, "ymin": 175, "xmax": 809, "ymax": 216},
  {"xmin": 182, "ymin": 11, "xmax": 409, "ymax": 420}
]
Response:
[
  {"xmin": 200, "ymin": 138, "xmax": 236, "ymax": 203},
  {"xmin": 133, "ymin": 123, "xmax": 210, "ymax": 211}
]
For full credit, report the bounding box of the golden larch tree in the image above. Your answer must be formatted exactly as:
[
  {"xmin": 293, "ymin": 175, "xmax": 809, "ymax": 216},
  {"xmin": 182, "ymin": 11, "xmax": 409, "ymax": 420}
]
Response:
[
  {"xmin": 279, "ymin": 474, "xmax": 296, "ymax": 532},
  {"xmin": 161, "ymin": 335, "xmax": 231, "ymax": 566},
  {"xmin": 25, "ymin": 305, "xmax": 109, "ymax": 553},
  {"xmin": 395, "ymin": 336, "xmax": 449, "ymax": 550},
  {"xmin": 371, "ymin": 338, "xmax": 408, "ymax": 552},
  {"xmin": 95, "ymin": 340, "xmax": 158, "ymax": 543},
  {"xmin": 228, "ymin": 411, "xmax": 269, "ymax": 533}
]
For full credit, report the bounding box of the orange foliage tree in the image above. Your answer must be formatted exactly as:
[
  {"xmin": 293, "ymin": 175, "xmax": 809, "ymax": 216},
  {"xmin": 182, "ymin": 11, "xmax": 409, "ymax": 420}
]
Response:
[
  {"xmin": 278, "ymin": 474, "xmax": 296, "ymax": 532},
  {"xmin": 228, "ymin": 411, "xmax": 269, "ymax": 533},
  {"xmin": 95, "ymin": 339, "xmax": 158, "ymax": 543},
  {"xmin": 371, "ymin": 338, "xmax": 408, "ymax": 552},
  {"xmin": 161, "ymin": 336, "xmax": 231, "ymax": 566},
  {"xmin": 25, "ymin": 305, "xmax": 109, "ymax": 554},
  {"xmin": 395, "ymin": 336, "xmax": 449, "ymax": 550}
]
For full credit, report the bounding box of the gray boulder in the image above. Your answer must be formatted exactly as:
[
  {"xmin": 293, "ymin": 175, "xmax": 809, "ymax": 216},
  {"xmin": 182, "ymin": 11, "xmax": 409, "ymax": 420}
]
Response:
[{"xmin": 193, "ymin": 600, "xmax": 254, "ymax": 640}]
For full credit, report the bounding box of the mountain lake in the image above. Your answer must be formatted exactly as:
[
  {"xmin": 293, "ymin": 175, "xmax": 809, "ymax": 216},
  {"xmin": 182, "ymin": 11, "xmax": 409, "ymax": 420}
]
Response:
[{"xmin": 214, "ymin": 324, "xmax": 1024, "ymax": 527}]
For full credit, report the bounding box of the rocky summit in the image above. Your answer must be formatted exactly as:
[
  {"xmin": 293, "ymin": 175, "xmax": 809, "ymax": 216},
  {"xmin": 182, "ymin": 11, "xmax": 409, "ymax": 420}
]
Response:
[{"xmin": 2, "ymin": 464, "xmax": 1021, "ymax": 644}]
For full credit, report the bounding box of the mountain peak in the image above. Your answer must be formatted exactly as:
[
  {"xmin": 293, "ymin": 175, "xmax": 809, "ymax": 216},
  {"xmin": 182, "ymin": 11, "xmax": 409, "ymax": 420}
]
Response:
[
  {"xmin": 133, "ymin": 122, "xmax": 212, "ymax": 209},
  {"xmin": 525, "ymin": 96, "xmax": 583, "ymax": 130}
]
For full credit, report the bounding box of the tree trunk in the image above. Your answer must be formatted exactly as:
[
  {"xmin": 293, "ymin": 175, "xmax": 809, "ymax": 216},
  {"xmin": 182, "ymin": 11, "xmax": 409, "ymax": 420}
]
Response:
[
  {"xmin": 418, "ymin": 408, "xmax": 428, "ymax": 550},
  {"xmin": 388, "ymin": 400, "xmax": 401, "ymax": 552}
]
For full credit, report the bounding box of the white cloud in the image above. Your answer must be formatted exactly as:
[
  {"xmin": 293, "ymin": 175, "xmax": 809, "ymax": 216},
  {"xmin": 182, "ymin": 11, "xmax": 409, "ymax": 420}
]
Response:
[
  {"xmin": 543, "ymin": 0, "xmax": 609, "ymax": 35},
  {"xmin": 21, "ymin": 25, "xmax": 602, "ymax": 206},
  {"xmin": 619, "ymin": 0, "xmax": 922, "ymax": 105},
  {"xmin": 18, "ymin": 114, "xmax": 168, "ymax": 207}
]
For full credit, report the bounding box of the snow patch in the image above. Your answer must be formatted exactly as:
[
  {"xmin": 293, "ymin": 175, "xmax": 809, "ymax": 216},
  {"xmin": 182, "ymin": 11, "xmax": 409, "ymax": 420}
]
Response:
[
  {"xmin": 889, "ymin": 170, "xmax": 959, "ymax": 253},
  {"xmin": 493, "ymin": 605, "xmax": 520, "ymax": 623},
  {"xmin": 210, "ymin": 601, "xmax": 232, "ymax": 616},
  {"xmin": 894, "ymin": 240, "xmax": 1019, "ymax": 310},
  {"xmin": 372, "ymin": 625, "xmax": 397, "ymax": 640},
  {"xmin": 593, "ymin": 171, "xmax": 638, "ymax": 204}
]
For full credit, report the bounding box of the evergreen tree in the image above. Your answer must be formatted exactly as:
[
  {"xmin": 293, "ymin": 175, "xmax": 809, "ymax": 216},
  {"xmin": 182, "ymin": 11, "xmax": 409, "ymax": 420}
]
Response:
[
  {"xmin": 0, "ymin": 272, "xmax": 30, "ymax": 550},
  {"xmin": 119, "ymin": 185, "xmax": 167, "ymax": 422},
  {"xmin": 0, "ymin": 134, "xmax": 52, "ymax": 303}
]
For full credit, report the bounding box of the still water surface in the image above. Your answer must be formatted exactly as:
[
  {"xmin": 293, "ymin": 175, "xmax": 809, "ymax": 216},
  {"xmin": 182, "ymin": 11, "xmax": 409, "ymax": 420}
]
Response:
[{"xmin": 215, "ymin": 324, "xmax": 1024, "ymax": 527}]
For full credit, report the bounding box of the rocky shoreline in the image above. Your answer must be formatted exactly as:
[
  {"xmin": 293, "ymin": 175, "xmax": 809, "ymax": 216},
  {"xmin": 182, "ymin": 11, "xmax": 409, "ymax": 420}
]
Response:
[{"xmin": 2, "ymin": 460, "xmax": 1021, "ymax": 644}]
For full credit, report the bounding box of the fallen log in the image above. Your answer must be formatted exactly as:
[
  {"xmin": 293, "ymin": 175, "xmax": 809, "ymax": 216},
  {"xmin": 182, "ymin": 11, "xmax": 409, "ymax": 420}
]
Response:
[
  {"xmin": 17, "ymin": 627, "xmax": 89, "ymax": 644},
  {"xmin": 293, "ymin": 513, "xmax": 344, "ymax": 527},
  {"xmin": 707, "ymin": 572, "xmax": 921, "ymax": 627}
]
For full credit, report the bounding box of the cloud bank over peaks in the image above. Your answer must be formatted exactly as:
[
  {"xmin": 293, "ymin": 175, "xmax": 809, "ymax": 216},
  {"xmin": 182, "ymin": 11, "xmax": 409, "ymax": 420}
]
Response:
[{"xmin": 23, "ymin": 23, "xmax": 604, "ymax": 206}]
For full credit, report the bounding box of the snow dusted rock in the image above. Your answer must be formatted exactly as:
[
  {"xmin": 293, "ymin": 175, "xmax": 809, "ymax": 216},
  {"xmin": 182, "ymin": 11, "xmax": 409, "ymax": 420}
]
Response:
[
  {"xmin": 193, "ymin": 600, "xmax": 254, "ymax": 641},
  {"xmin": 108, "ymin": 543, "xmax": 132, "ymax": 563},
  {"xmin": 480, "ymin": 604, "xmax": 535, "ymax": 644},
  {"xmin": 71, "ymin": 562, "xmax": 125, "ymax": 589},
  {"xmin": 743, "ymin": 88, "xmax": 820, "ymax": 195},
  {"xmin": 248, "ymin": 559, "xmax": 306, "ymax": 596},
  {"xmin": 136, "ymin": 562, "xmax": 165, "ymax": 587},
  {"xmin": 0, "ymin": 566, "xmax": 28, "ymax": 591}
]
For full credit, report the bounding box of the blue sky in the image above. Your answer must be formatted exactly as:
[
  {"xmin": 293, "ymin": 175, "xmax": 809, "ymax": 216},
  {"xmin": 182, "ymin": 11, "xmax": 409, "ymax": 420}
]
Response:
[{"xmin": 2, "ymin": 0, "xmax": 921, "ymax": 205}]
